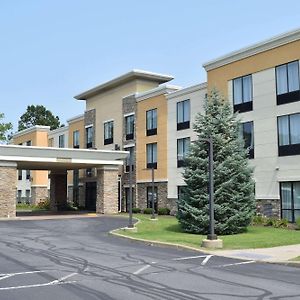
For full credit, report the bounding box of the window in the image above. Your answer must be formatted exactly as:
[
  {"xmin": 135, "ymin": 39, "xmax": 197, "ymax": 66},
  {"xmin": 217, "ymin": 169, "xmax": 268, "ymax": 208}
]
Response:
[
  {"xmin": 17, "ymin": 190, "xmax": 22, "ymax": 203},
  {"xmin": 58, "ymin": 134, "xmax": 65, "ymax": 148},
  {"xmin": 26, "ymin": 140, "xmax": 31, "ymax": 146},
  {"xmin": 18, "ymin": 170, "xmax": 22, "ymax": 180},
  {"xmin": 233, "ymin": 75, "xmax": 253, "ymax": 113},
  {"xmin": 177, "ymin": 100, "xmax": 190, "ymax": 130},
  {"xmin": 86, "ymin": 126, "xmax": 93, "ymax": 148},
  {"xmin": 280, "ymin": 182, "xmax": 300, "ymax": 222},
  {"xmin": 73, "ymin": 130, "xmax": 80, "ymax": 148},
  {"xmin": 177, "ymin": 137, "xmax": 190, "ymax": 167},
  {"xmin": 147, "ymin": 186, "xmax": 158, "ymax": 212},
  {"xmin": 125, "ymin": 114, "xmax": 134, "ymax": 140},
  {"xmin": 278, "ymin": 113, "xmax": 300, "ymax": 156},
  {"xmin": 26, "ymin": 170, "xmax": 31, "ymax": 180},
  {"xmin": 146, "ymin": 143, "xmax": 157, "ymax": 169},
  {"xmin": 239, "ymin": 121, "xmax": 254, "ymax": 159},
  {"xmin": 276, "ymin": 61, "xmax": 300, "ymax": 105},
  {"xmin": 146, "ymin": 109, "xmax": 157, "ymax": 136},
  {"xmin": 125, "ymin": 146, "xmax": 134, "ymax": 172},
  {"xmin": 25, "ymin": 189, "xmax": 30, "ymax": 204},
  {"xmin": 104, "ymin": 121, "xmax": 114, "ymax": 145},
  {"xmin": 86, "ymin": 168, "xmax": 93, "ymax": 177}
]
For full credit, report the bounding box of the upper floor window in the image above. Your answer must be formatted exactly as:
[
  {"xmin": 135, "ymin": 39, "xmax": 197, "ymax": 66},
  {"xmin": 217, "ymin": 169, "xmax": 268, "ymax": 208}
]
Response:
[
  {"xmin": 177, "ymin": 137, "xmax": 190, "ymax": 167},
  {"xmin": 86, "ymin": 126, "xmax": 93, "ymax": 149},
  {"xmin": 73, "ymin": 130, "xmax": 80, "ymax": 148},
  {"xmin": 233, "ymin": 75, "xmax": 253, "ymax": 113},
  {"xmin": 125, "ymin": 146, "xmax": 134, "ymax": 172},
  {"xmin": 104, "ymin": 121, "xmax": 114, "ymax": 145},
  {"xmin": 146, "ymin": 109, "xmax": 157, "ymax": 136},
  {"xmin": 125, "ymin": 114, "xmax": 134, "ymax": 140},
  {"xmin": 276, "ymin": 61, "xmax": 300, "ymax": 105},
  {"xmin": 177, "ymin": 100, "xmax": 190, "ymax": 130},
  {"xmin": 278, "ymin": 113, "xmax": 300, "ymax": 156},
  {"xmin": 239, "ymin": 121, "xmax": 254, "ymax": 159},
  {"xmin": 146, "ymin": 143, "xmax": 157, "ymax": 169},
  {"xmin": 58, "ymin": 134, "xmax": 65, "ymax": 148}
]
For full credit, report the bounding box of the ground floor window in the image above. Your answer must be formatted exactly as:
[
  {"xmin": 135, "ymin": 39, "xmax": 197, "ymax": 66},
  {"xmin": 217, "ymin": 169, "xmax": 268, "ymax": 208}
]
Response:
[
  {"xmin": 147, "ymin": 186, "xmax": 158, "ymax": 212},
  {"xmin": 280, "ymin": 181, "xmax": 300, "ymax": 222}
]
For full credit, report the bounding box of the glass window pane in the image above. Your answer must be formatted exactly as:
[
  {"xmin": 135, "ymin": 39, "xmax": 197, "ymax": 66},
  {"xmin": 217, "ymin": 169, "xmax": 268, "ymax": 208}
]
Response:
[
  {"xmin": 293, "ymin": 182, "xmax": 300, "ymax": 209},
  {"xmin": 146, "ymin": 111, "xmax": 152, "ymax": 130},
  {"xmin": 276, "ymin": 65, "xmax": 288, "ymax": 95},
  {"xmin": 278, "ymin": 116, "xmax": 290, "ymax": 146},
  {"xmin": 243, "ymin": 122, "xmax": 254, "ymax": 149},
  {"xmin": 294, "ymin": 210, "xmax": 300, "ymax": 222},
  {"xmin": 183, "ymin": 100, "xmax": 190, "ymax": 122},
  {"xmin": 288, "ymin": 61, "xmax": 300, "ymax": 92},
  {"xmin": 242, "ymin": 75, "xmax": 252, "ymax": 103},
  {"xmin": 233, "ymin": 78, "xmax": 243, "ymax": 104},
  {"xmin": 177, "ymin": 139, "xmax": 183, "ymax": 160},
  {"xmin": 177, "ymin": 102, "xmax": 183, "ymax": 123},
  {"xmin": 153, "ymin": 109, "xmax": 157, "ymax": 129},
  {"xmin": 146, "ymin": 144, "xmax": 152, "ymax": 163},
  {"xmin": 184, "ymin": 138, "xmax": 190, "ymax": 157},
  {"xmin": 153, "ymin": 143, "xmax": 157, "ymax": 163},
  {"xmin": 281, "ymin": 182, "xmax": 292, "ymax": 209},
  {"xmin": 289, "ymin": 114, "xmax": 300, "ymax": 145},
  {"xmin": 282, "ymin": 210, "xmax": 293, "ymax": 222}
]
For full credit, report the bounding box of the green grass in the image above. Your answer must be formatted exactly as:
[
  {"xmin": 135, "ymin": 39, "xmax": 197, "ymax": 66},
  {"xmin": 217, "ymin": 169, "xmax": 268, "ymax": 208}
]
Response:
[
  {"xmin": 16, "ymin": 203, "xmax": 48, "ymax": 211},
  {"xmin": 289, "ymin": 256, "xmax": 300, "ymax": 261},
  {"xmin": 116, "ymin": 214, "xmax": 300, "ymax": 250}
]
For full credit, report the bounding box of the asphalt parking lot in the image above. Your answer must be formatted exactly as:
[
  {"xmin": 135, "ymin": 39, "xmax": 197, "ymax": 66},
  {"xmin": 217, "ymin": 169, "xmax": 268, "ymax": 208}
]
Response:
[{"xmin": 0, "ymin": 216, "xmax": 299, "ymax": 300}]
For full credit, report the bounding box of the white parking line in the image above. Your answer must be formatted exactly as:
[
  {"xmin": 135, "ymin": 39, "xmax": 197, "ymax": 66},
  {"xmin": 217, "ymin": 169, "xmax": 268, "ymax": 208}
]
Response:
[
  {"xmin": 0, "ymin": 270, "xmax": 46, "ymax": 277},
  {"xmin": 133, "ymin": 264, "xmax": 151, "ymax": 275},
  {"xmin": 219, "ymin": 260, "xmax": 256, "ymax": 267},
  {"xmin": 52, "ymin": 272, "xmax": 78, "ymax": 284},
  {"xmin": 201, "ymin": 255, "xmax": 213, "ymax": 265},
  {"xmin": 172, "ymin": 255, "xmax": 208, "ymax": 261}
]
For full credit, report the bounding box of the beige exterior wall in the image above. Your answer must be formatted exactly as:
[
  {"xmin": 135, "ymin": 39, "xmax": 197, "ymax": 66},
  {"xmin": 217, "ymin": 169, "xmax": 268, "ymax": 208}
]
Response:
[
  {"xmin": 207, "ymin": 40, "xmax": 300, "ymax": 96},
  {"xmin": 136, "ymin": 94, "xmax": 168, "ymax": 182},
  {"xmin": 86, "ymin": 80, "xmax": 160, "ymax": 150}
]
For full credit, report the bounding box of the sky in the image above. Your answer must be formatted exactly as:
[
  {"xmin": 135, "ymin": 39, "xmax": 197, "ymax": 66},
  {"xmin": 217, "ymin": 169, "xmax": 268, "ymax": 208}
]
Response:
[{"xmin": 1, "ymin": 0, "xmax": 300, "ymax": 131}]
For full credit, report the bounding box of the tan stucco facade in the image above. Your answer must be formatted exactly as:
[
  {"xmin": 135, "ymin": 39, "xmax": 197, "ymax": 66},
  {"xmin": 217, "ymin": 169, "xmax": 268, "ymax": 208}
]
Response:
[
  {"xmin": 207, "ymin": 39, "xmax": 300, "ymax": 96},
  {"xmin": 136, "ymin": 94, "xmax": 168, "ymax": 182}
]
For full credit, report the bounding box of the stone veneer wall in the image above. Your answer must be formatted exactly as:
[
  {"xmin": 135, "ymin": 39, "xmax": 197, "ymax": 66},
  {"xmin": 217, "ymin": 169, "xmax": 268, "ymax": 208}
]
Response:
[
  {"xmin": 31, "ymin": 186, "xmax": 48, "ymax": 205},
  {"xmin": 136, "ymin": 182, "xmax": 168, "ymax": 211},
  {"xmin": 96, "ymin": 167, "xmax": 119, "ymax": 214},
  {"xmin": 256, "ymin": 199, "xmax": 281, "ymax": 218},
  {"xmin": 0, "ymin": 163, "xmax": 16, "ymax": 218}
]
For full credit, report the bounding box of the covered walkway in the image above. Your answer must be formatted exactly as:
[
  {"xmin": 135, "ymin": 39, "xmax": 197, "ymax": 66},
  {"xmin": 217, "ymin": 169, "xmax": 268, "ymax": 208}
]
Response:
[{"xmin": 0, "ymin": 145, "xmax": 128, "ymax": 218}]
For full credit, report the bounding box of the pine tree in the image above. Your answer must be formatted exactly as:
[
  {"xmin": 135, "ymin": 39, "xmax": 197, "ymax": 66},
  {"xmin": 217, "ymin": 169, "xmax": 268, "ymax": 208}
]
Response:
[{"xmin": 177, "ymin": 89, "xmax": 255, "ymax": 235}]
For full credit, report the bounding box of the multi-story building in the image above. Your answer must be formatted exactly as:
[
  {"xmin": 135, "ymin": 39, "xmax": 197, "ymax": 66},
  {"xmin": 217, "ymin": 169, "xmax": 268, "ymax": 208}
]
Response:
[
  {"xmin": 166, "ymin": 83, "xmax": 207, "ymax": 213},
  {"xmin": 203, "ymin": 28, "xmax": 300, "ymax": 222},
  {"xmin": 48, "ymin": 125, "xmax": 69, "ymax": 148},
  {"xmin": 12, "ymin": 125, "xmax": 50, "ymax": 204},
  {"xmin": 135, "ymin": 85, "xmax": 180, "ymax": 212}
]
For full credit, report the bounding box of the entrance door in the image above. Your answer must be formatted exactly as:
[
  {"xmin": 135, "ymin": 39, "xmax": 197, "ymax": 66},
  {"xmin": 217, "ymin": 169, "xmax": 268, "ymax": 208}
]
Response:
[{"xmin": 85, "ymin": 182, "xmax": 97, "ymax": 211}]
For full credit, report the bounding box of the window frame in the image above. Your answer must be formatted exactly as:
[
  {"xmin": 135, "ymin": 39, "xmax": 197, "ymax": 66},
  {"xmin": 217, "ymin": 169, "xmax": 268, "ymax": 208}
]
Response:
[
  {"xmin": 58, "ymin": 134, "xmax": 65, "ymax": 148},
  {"xmin": 73, "ymin": 130, "xmax": 80, "ymax": 148},
  {"xmin": 232, "ymin": 74, "xmax": 253, "ymax": 113},
  {"xmin": 125, "ymin": 114, "xmax": 135, "ymax": 140},
  {"xmin": 177, "ymin": 137, "xmax": 191, "ymax": 167},
  {"xmin": 146, "ymin": 143, "xmax": 157, "ymax": 169},
  {"xmin": 240, "ymin": 121, "xmax": 254, "ymax": 159},
  {"xmin": 276, "ymin": 60, "xmax": 300, "ymax": 105},
  {"xmin": 176, "ymin": 99, "xmax": 190, "ymax": 130},
  {"xmin": 277, "ymin": 113, "xmax": 300, "ymax": 156},
  {"xmin": 146, "ymin": 109, "xmax": 157, "ymax": 136},
  {"xmin": 85, "ymin": 125, "xmax": 94, "ymax": 149},
  {"xmin": 104, "ymin": 121, "xmax": 114, "ymax": 145}
]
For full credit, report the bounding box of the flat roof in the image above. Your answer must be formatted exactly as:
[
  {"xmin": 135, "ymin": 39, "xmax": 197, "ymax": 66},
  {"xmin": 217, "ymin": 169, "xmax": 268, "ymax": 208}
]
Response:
[
  {"xmin": 0, "ymin": 145, "xmax": 128, "ymax": 170},
  {"xmin": 203, "ymin": 28, "xmax": 300, "ymax": 71},
  {"xmin": 74, "ymin": 69, "xmax": 174, "ymax": 100}
]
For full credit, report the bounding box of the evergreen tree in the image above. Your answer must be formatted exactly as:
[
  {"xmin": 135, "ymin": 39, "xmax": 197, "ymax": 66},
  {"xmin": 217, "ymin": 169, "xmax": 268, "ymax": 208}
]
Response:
[
  {"xmin": 0, "ymin": 113, "xmax": 12, "ymax": 142},
  {"xmin": 177, "ymin": 89, "xmax": 255, "ymax": 235}
]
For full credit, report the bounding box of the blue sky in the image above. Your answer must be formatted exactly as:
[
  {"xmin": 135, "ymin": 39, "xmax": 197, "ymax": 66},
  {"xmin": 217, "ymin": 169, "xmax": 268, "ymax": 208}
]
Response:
[{"xmin": 1, "ymin": 0, "xmax": 300, "ymax": 130}]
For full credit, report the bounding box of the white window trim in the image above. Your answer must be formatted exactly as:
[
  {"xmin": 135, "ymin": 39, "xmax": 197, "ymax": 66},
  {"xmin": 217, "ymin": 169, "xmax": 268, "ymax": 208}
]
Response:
[
  {"xmin": 85, "ymin": 124, "xmax": 93, "ymax": 129},
  {"xmin": 103, "ymin": 119, "xmax": 114, "ymax": 124},
  {"xmin": 124, "ymin": 112, "xmax": 135, "ymax": 118}
]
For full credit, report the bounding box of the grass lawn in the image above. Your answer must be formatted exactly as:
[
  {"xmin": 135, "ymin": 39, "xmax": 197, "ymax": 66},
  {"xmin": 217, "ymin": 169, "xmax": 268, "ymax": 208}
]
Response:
[
  {"xmin": 16, "ymin": 203, "xmax": 48, "ymax": 211},
  {"xmin": 116, "ymin": 214, "xmax": 300, "ymax": 250},
  {"xmin": 289, "ymin": 256, "xmax": 300, "ymax": 261}
]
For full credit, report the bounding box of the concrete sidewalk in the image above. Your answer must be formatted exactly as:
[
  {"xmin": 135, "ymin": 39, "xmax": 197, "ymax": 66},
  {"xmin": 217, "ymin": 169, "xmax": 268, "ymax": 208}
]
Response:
[{"xmin": 213, "ymin": 244, "xmax": 300, "ymax": 263}]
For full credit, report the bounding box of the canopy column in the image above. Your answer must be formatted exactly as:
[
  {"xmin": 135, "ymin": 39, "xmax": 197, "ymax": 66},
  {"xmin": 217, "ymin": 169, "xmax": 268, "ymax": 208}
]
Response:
[{"xmin": 49, "ymin": 170, "xmax": 68, "ymax": 211}]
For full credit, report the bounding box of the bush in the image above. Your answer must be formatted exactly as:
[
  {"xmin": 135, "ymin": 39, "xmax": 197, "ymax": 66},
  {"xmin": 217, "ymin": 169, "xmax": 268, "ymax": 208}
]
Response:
[
  {"xmin": 252, "ymin": 215, "xmax": 289, "ymax": 228},
  {"xmin": 252, "ymin": 215, "xmax": 267, "ymax": 225},
  {"xmin": 274, "ymin": 218, "xmax": 288, "ymax": 228},
  {"xmin": 296, "ymin": 217, "xmax": 300, "ymax": 230},
  {"xmin": 158, "ymin": 208, "xmax": 170, "ymax": 215},
  {"xmin": 143, "ymin": 208, "xmax": 153, "ymax": 214},
  {"xmin": 37, "ymin": 199, "xmax": 50, "ymax": 210},
  {"xmin": 132, "ymin": 208, "xmax": 141, "ymax": 213}
]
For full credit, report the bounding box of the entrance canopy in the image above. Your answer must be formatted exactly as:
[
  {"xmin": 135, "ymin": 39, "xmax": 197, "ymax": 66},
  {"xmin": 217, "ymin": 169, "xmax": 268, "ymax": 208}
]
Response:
[{"xmin": 0, "ymin": 145, "xmax": 128, "ymax": 170}]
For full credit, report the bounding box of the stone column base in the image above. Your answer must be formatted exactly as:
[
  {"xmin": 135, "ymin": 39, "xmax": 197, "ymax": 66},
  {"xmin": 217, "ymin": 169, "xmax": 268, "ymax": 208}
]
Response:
[
  {"xmin": 49, "ymin": 170, "xmax": 67, "ymax": 211},
  {"xmin": 201, "ymin": 239, "xmax": 223, "ymax": 249}
]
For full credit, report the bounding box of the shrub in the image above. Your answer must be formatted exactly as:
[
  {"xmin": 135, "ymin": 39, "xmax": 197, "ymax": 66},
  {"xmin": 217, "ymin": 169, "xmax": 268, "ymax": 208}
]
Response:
[
  {"xmin": 37, "ymin": 199, "xmax": 50, "ymax": 210},
  {"xmin": 252, "ymin": 215, "xmax": 267, "ymax": 225},
  {"xmin": 296, "ymin": 217, "xmax": 300, "ymax": 230},
  {"xmin": 143, "ymin": 208, "xmax": 153, "ymax": 214},
  {"xmin": 274, "ymin": 218, "xmax": 288, "ymax": 228},
  {"xmin": 158, "ymin": 208, "xmax": 170, "ymax": 215},
  {"xmin": 132, "ymin": 208, "xmax": 141, "ymax": 214}
]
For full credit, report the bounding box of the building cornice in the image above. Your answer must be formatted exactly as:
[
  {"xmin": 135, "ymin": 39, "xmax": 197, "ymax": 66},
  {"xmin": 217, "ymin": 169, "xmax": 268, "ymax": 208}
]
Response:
[
  {"xmin": 48, "ymin": 126, "xmax": 69, "ymax": 137},
  {"xmin": 67, "ymin": 114, "xmax": 84, "ymax": 124},
  {"xmin": 74, "ymin": 70, "xmax": 174, "ymax": 100},
  {"xmin": 135, "ymin": 84, "xmax": 181, "ymax": 102},
  {"xmin": 166, "ymin": 82, "xmax": 207, "ymax": 100},
  {"xmin": 203, "ymin": 28, "xmax": 300, "ymax": 71},
  {"xmin": 12, "ymin": 126, "xmax": 50, "ymax": 139}
]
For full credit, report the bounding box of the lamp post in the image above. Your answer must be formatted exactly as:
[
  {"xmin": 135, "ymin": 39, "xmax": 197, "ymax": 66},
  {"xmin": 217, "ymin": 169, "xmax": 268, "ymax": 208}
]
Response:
[
  {"xmin": 128, "ymin": 152, "xmax": 134, "ymax": 228},
  {"xmin": 201, "ymin": 135, "xmax": 217, "ymax": 241}
]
